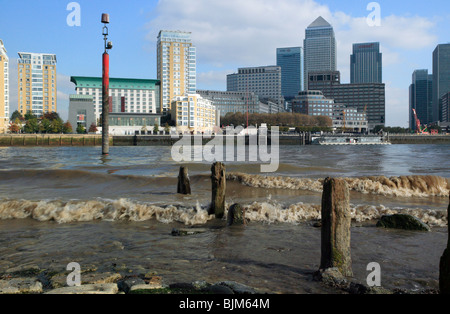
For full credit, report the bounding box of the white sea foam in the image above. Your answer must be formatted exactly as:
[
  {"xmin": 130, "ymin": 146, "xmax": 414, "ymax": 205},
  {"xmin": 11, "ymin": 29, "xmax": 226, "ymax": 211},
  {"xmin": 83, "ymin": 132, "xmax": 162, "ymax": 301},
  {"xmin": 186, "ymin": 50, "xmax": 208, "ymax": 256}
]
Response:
[
  {"xmin": 227, "ymin": 173, "xmax": 449, "ymax": 198},
  {"xmin": 0, "ymin": 198, "xmax": 446, "ymax": 227}
]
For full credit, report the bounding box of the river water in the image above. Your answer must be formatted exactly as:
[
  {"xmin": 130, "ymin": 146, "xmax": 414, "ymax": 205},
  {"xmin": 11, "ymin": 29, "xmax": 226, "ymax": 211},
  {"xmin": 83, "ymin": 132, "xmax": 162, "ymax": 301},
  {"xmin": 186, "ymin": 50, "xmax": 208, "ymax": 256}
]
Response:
[{"xmin": 0, "ymin": 144, "xmax": 449, "ymax": 293}]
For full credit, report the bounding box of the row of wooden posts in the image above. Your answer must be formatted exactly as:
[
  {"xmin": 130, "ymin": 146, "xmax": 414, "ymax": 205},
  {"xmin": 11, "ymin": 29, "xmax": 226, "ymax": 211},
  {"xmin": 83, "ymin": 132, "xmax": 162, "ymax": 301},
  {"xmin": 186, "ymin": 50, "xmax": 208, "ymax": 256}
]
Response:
[{"xmin": 177, "ymin": 162, "xmax": 450, "ymax": 293}]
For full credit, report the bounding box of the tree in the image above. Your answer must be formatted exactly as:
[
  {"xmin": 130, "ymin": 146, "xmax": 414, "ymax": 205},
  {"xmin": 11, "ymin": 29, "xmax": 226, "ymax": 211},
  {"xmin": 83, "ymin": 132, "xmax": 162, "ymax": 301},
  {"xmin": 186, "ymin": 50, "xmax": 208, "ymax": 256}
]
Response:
[
  {"xmin": 76, "ymin": 124, "xmax": 86, "ymax": 134},
  {"xmin": 63, "ymin": 121, "xmax": 73, "ymax": 134},
  {"xmin": 10, "ymin": 110, "xmax": 24, "ymax": 122},
  {"xmin": 164, "ymin": 122, "xmax": 171, "ymax": 134},
  {"xmin": 50, "ymin": 119, "xmax": 63, "ymax": 133},
  {"xmin": 153, "ymin": 123, "xmax": 159, "ymax": 134},
  {"xmin": 8, "ymin": 120, "xmax": 21, "ymax": 133},
  {"xmin": 88, "ymin": 123, "xmax": 98, "ymax": 133},
  {"xmin": 24, "ymin": 117, "xmax": 39, "ymax": 133},
  {"xmin": 39, "ymin": 118, "xmax": 51, "ymax": 134}
]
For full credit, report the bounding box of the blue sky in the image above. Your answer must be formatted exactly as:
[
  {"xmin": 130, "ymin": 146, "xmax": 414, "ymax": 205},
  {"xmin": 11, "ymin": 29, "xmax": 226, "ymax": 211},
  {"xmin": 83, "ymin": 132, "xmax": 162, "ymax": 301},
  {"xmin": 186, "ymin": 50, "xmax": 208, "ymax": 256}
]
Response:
[{"xmin": 1, "ymin": 0, "xmax": 449, "ymax": 126}]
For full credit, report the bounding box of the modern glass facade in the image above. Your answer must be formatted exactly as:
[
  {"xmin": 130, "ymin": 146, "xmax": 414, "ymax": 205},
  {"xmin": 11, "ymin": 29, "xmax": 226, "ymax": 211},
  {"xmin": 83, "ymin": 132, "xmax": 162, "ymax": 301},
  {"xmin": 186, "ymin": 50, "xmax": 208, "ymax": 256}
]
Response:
[
  {"xmin": 157, "ymin": 30, "xmax": 196, "ymax": 114},
  {"xmin": 432, "ymin": 44, "xmax": 450, "ymax": 122},
  {"xmin": 276, "ymin": 47, "xmax": 303, "ymax": 98},
  {"xmin": 409, "ymin": 69, "xmax": 433, "ymax": 130},
  {"xmin": 350, "ymin": 42, "xmax": 382, "ymax": 84},
  {"xmin": 303, "ymin": 17, "xmax": 336, "ymax": 90},
  {"xmin": 197, "ymin": 90, "xmax": 268, "ymax": 116}
]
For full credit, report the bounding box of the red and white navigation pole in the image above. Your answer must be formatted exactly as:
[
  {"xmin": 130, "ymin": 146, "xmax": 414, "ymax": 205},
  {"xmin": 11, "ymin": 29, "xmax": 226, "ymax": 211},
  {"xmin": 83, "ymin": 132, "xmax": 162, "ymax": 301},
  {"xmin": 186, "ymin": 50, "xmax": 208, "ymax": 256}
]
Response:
[{"xmin": 101, "ymin": 13, "xmax": 113, "ymax": 155}]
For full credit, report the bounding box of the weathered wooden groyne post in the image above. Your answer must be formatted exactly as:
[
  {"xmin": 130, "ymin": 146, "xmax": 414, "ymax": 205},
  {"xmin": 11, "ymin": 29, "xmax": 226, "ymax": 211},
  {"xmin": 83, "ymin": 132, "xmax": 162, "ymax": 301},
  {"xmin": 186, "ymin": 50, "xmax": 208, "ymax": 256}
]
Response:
[
  {"xmin": 320, "ymin": 177, "xmax": 353, "ymax": 277},
  {"xmin": 177, "ymin": 166, "xmax": 191, "ymax": 195},
  {"xmin": 439, "ymin": 195, "xmax": 450, "ymax": 294},
  {"xmin": 209, "ymin": 162, "xmax": 226, "ymax": 219}
]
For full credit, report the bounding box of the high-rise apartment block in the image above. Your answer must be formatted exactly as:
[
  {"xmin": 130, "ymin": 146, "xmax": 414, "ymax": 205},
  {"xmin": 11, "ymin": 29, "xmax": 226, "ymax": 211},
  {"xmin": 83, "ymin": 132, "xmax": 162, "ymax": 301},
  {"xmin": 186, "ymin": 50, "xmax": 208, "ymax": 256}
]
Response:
[
  {"xmin": 226, "ymin": 66, "xmax": 284, "ymax": 108},
  {"xmin": 350, "ymin": 42, "xmax": 382, "ymax": 84},
  {"xmin": 276, "ymin": 47, "xmax": 303, "ymax": 99},
  {"xmin": 0, "ymin": 40, "xmax": 9, "ymax": 133},
  {"xmin": 409, "ymin": 69, "xmax": 433, "ymax": 130},
  {"xmin": 18, "ymin": 52, "xmax": 57, "ymax": 117},
  {"xmin": 303, "ymin": 16, "xmax": 336, "ymax": 90},
  {"xmin": 432, "ymin": 43, "xmax": 450, "ymax": 122},
  {"xmin": 70, "ymin": 76, "xmax": 160, "ymax": 123},
  {"xmin": 157, "ymin": 30, "xmax": 196, "ymax": 114}
]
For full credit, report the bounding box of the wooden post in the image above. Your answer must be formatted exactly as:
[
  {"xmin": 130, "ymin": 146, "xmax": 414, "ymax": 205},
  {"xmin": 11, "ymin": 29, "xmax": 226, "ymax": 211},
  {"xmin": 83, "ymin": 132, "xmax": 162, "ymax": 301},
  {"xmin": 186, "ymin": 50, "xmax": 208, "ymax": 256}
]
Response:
[
  {"xmin": 177, "ymin": 166, "xmax": 191, "ymax": 195},
  {"xmin": 320, "ymin": 177, "xmax": 353, "ymax": 277},
  {"xmin": 209, "ymin": 162, "xmax": 226, "ymax": 219},
  {"xmin": 440, "ymin": 195, "xmax": 450, "ymax": 294}
]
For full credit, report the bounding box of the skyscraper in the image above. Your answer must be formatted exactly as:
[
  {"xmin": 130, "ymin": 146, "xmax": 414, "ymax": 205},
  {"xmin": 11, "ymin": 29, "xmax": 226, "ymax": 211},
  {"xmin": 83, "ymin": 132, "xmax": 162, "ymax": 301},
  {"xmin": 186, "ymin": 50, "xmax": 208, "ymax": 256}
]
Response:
[
  {"xmin": 432, "ymin": 43, "xmax": 450, "ymax": 122},
  {"xmin": 18, "ymin": 52, "xmax": 57, "ymax": 117},
  {"xmin": 276, "ymin": 47, "xmax": 303, "ymax": 99},
  {"xmin": 157, "ymin": 30, "xmax": 196, "ymax": 114},
  {"xmin": 303, "ymin": 16, "xmax": 336, "ymax": 90},
  {"xmin": 350, "ymin": 42, "xmax": 382, "ymax": 84},
  {"xmin": 409, "ymin": 69, "xmax": 433, "ymax": 130},
  {"xmin": 0, "ymin": 40, "xmax": 9, "ymax": 133}
]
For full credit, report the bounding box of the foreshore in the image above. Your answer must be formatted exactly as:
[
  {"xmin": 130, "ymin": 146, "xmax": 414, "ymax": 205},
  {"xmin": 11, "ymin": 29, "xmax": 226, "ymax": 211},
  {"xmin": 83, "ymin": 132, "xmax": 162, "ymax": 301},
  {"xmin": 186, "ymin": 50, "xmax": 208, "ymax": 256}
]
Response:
[{"xmin": 1, "ymin": 133, "xmax": 450, "ymax": 147}]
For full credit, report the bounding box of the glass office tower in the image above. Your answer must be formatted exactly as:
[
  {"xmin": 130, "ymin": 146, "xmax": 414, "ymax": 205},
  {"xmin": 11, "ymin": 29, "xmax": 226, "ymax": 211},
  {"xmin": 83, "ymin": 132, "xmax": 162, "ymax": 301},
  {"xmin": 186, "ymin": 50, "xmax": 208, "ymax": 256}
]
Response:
[
  {"xmin": 276, "ymin": 47, "xmax": 303, "ymax": 99},
  {"xmin": 303, "ymin": 16, "xmax": 336, "ymax": 90},
  {"xmin": 350, "ymin": 42, "xmax": 382, "ymax": 84}
]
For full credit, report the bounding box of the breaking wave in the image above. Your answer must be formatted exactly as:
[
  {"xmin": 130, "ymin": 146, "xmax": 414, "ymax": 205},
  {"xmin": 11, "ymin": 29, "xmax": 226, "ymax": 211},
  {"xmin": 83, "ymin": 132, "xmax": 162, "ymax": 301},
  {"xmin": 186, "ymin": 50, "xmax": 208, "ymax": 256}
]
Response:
[
  {"xmin": 0, "ymin": 198, "xmax": 446, "ymax": 227},
  {"xmin": 0, "ymin": 198, "xmax": 213, "ymax": 225},
  {"xmin": 227, "ymin": 173, "xmax": 449, "ymax": 198}
]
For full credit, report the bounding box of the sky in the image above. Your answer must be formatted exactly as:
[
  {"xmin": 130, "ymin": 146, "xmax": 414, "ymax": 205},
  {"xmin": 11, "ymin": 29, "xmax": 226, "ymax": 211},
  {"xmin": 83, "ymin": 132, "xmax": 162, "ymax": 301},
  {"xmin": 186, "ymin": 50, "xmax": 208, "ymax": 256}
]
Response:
[{"xmin": 0, "ymin": 0, "xmax": 449, "ymax": 127}]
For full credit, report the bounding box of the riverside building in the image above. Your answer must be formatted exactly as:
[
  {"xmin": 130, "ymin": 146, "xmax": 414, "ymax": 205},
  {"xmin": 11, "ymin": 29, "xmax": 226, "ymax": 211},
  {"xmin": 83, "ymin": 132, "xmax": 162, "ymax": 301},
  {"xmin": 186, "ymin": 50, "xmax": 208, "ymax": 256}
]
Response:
[
  {"xmin": 197, "ymin": 90, "xmax": 284, "ymax": 116},
  {"xmin": 307, "ymin": 70, "xmax": 385, "ymax": 129},
  {"xmin": 18, "ymin": 52, "xmax": 57, "ymax": 117},
  {"xmin": 0, "ymin": 40, "xmax": 9, "ymax": 133},
  {"xmin": 70, "ymin": 76, "xmax": 160, "ymax": 123},
  {"xmin": 226, "ymin": 65, "xmax": 284, "ymax": 109},
  {"xmin": 292, "ymin": 90, "xmax": 368, "ymax": 132},
  {"xmin": 171, "ymin": 93, "xmax": 218, "ymax": 134},
  {"xmin": 157, "ymin": 30, "xmax": 196, "ymax": 114}
]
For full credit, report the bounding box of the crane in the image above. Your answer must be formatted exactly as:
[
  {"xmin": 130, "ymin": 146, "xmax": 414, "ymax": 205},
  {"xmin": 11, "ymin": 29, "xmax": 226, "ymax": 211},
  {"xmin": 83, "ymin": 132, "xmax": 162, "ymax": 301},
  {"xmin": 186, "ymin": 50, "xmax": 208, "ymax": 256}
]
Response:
[{"xmin": 412, "ymin": 109, "xmax": 429, "ymax": 134}]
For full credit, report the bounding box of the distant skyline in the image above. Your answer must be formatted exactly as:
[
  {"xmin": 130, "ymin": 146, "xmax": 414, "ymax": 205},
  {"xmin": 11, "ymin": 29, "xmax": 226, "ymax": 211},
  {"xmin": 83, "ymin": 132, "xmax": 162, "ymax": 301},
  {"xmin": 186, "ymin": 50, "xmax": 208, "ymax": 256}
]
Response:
[{"xmin": 0, "ymin": 0, "xmax": 449, "ymax": 127}]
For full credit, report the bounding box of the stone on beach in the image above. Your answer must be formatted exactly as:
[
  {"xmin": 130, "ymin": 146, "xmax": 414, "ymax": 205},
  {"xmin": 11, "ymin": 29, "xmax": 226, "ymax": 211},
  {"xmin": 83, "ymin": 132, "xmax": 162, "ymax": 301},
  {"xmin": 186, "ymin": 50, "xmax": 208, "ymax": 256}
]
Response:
[
  {"xmin": 45, "ymin": 283, "xmax": 118, "ymax": 294},
  {"xmin": 227, "ymin": 203, "xmax": 246, "ymax": 226},
  {"xmin": 376, "ymin": 214, "xmax": 430, "ymax": 231},
  {"xmin": 0, "ymin": 278, "xmax": 43, "ymax": 294}
]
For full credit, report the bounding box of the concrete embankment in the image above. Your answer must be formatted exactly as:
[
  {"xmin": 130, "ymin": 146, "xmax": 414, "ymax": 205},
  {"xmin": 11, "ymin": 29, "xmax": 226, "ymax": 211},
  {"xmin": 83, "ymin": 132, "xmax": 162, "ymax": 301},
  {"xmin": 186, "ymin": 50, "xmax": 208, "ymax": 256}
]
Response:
[
  {"xmin": 0, "ymin": 134, "xmax": 109, "ymax": 147},
  {"xmin": 1, "ymin": 134, "xmax": 449, "ymax": 146},
  {"xmin": 387, "ymin": 134, "xmax": 450, "ymax": 144}
]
